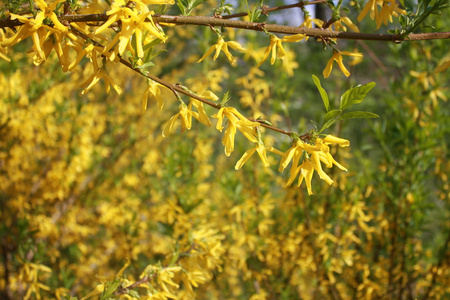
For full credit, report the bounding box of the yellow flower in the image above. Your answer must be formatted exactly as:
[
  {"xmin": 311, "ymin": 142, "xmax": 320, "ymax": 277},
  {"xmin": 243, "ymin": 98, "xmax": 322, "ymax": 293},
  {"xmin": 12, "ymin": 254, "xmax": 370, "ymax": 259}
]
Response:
[
  {"xmin": 69, "ymin": 43, "xmax": 101, "ymax": 71},
  {"xmin": 5, "ymin": 15, "xmax": 49, "ymax": 62},
  {"xmin": 333, "ymin": 17, "xmax": 360, "ymax": 32},
  {"xmin": 198, "ymin": 36, "xmax": 245, "ymax": 65},
  {"xmin": 80, "ymin": 67, "xmax": 122, "ymax": 95},
  {"xmin": 235, "ymin": 144, "xmax": 277, "ymax": 170},
  {"xmin": 189, "ymin": 99, "xmax": 212, "ymax": 126},
  {"xmin": 213, "ymin": 107, "xmax": 259, "ymax": 156},
  {"xmin": 434, "ymin": 60, "xmax": 450, "ymax": 73},
  {"xmin": 410, "ymin": 70, "xmax": 435, "ymax": 90},
  {"xmin": 162, "ymin": 103, "xmax": 193, "ymax": 137},
  {"xmin": 143, "ymin": 80, "xmax": 167, "ymax": 110},
  {"xmin": 358, "ymin": 0, "xmax": 406, "ymax": 28},
  {"xmin": 33, "ymin": 0, "xmax": 68, "ymax": 32},
  {"xmin": 257, "ymin": 34, "xmax": 305, "ymax": 67},
  {"xmin": 323, "ymin": 135, "xmax": 351, "ymax": 147},
  {"xmin": 299, "ymin": 16, "xmax": 324, "ymax": 41},
  {"xmin": 430, "ymin": 87, "xmax": 447, "ymax": 107},
  {"xmin": 323, "ymin": 50, "xmax": 363, "ymax": 78},
  {"xmin": 297, "ymin": 159, "xmax": 315, "ymax": 195},
  {"xmin": 257, "ymin": 35, "xmax": 285, "ymax": 67},
  {"xmin": 279, "ymin": 136, "xmax": 349, "ymax": 194},
  {"xmin": 103, "ymin": 11, "xmax": 166, "ymax": 58}
]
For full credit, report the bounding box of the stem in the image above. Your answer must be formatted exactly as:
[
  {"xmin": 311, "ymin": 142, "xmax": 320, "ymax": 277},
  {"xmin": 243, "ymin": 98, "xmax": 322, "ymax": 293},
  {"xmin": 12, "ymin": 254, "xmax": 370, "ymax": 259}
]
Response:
[
  {"xmin": 69, "ymin": 26, "xmax": 303, "ymax": 139},
  {"xmin": 1, "ymin": 14, "xmax": 449, "ymax": 42},
  {"xmin": 221, "ymin": 1, "xmax": 327, "ymax": 19}
]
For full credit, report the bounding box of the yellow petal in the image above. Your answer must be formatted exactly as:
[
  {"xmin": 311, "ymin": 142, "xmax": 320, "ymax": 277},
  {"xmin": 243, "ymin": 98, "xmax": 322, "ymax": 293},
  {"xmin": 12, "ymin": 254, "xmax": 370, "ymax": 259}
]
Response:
[{"xmin": 235, "ymin": 147, "xmax": 257, "ymax": 170}]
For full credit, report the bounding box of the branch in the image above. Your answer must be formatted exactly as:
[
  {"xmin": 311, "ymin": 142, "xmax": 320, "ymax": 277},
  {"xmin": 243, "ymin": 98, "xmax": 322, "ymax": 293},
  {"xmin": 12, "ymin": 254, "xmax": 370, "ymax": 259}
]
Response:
[
  {"xmin": 150, "ymin": 16, "xmax": 450, "ymax": 41},
  {"xmin": 114, "ymin": 275, "xmax": 153, "ymax": 296},
  {"xmin": 221, "ymin": 0, "xmax": 327, "ymax": 19},
  {"xmin": 1, "ymin": 14, "xmax": 449, "ymax": 42},
  {"xmin": 69, "ymin": 27, "xmax": 300, "ymax": 139}
]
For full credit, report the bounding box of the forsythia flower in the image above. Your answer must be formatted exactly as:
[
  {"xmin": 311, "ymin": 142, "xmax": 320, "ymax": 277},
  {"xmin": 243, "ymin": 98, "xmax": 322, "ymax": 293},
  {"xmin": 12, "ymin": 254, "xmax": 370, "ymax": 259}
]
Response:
[
  {"xmin": 299, "ymin": 15, "xmax": 324, "ymax": 41},
  {"xmin": 257, "ymin": 34, "xmax": 305, "ymax": 67},
  {"xmin": 434, "ymin": 59, "xmax": 450, "ymax": 73},
  {"xmin": 235, "ymin": 143, "xmax": 273, "ymax": 170},
  {"xmin": 81, "ymin": 67, "xmax": 123, "ymax": 95},
  {"xmin": 33, "ymin": 0, "xmax": 69, "ymax": 32},
  {"xmin": 357, "ymin": 0, "xmax": 407, "ymax": 29},
  {"xmin": 198, "ymin": 36, "xmax": 246, "ymax": 65},
  {"xmin": 143, "ymin": 80, "xmax": 167, "ymax": 110},
  {"xmin": 279, "ymin": 135, "xmax": 349, "ymax": 195},
  {"xmin": 162, "ymin": 103, "xmax": 193, "ymax": 137},
  {"xmin": 333, "ymin": 17, "xmax": 360, "ymax": 32},
  {"xmin": 188, "ymin": 91, "xmax": 218, "ymax": 127},
  {"xmin": 213, "ymin": 107, "xmax": 259, "ymax": 156},
  {"xmin": 410, "ymin": 70, "xmax": 435, "ymax": 90},
  {"xmin": 323, "ymin": 50, "xmax": 363, "ymax": 78}
]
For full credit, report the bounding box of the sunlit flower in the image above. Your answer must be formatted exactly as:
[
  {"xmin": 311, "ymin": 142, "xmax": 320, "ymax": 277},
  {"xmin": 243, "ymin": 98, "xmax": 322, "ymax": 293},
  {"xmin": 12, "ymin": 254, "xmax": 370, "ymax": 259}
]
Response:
[
  {"xmin": 323, "ymin": 135, "xmax": 351, "ymax": 147},
  {"xmin": 80, "ymin": 67, "xmax": 123, "ymax": 95},
  {"xmin": 300, "ymin": 15, "xmax": 324, "ymax": 28},
  {"xmin": 299, "ymin": 15, "xmax": 324, "ymax": 41},
  {"xmin": 333, "ymin": 17, "xmax": 360, "ymax": 32},
  {"xmin": 198, "ymin": 36, "xmax": 245, "ymax": 65},
  {"xmin": 323, "ymin": 50, "xmax": 363, "ymax": 78},
  {"xmin": 213, "ymin": 107, "xmax": 259, "ymax": 156},
  {"xmin": 235, "ymin": 143, "xmax": 280, "ymax": 170},
  {"xmin": 143, "ymin": 80, "xmax": 167, "ymax": 110},
  {"xmin": 33, "ymin": 0, "xmax": 68, "ymax": 32},
  {"xmin": 104, "ymin": 12, "xmax": 166, "ymax": 58},
  {"xmin": 162, "ymin": 103, "xmax": 193, "ymax": 137},
  {"xmin": 358, "ymin": 0, "xmax": 406, "ymax": 28},
  {"xmin": 257, "ymin": 34, "xmax": 305, "ymax": 67},
  {"xmin": 189, "ymin": 91, "xmax": 218, "ymax": 127},
  {"xmin": 279, "ymin": 136, "xmax": 349, "ymax": 194}
]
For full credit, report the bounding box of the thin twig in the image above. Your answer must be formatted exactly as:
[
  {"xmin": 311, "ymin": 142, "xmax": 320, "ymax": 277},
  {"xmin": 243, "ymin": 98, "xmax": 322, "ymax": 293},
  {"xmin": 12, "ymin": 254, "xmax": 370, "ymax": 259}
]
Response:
[
  {"xmin": 221, "ymin": 1, "xmax": 327, "ymax": 19},
  {"xmin": 1, "ymin": 14, "xmax": 449, "ymax": 42},
  {"xmin": 69, "ymin": 26, "xmax": 304, "ymax": 139},
  {"xmin": 115, "ymin": 275, "xmax": 153, "ymax": 296}
]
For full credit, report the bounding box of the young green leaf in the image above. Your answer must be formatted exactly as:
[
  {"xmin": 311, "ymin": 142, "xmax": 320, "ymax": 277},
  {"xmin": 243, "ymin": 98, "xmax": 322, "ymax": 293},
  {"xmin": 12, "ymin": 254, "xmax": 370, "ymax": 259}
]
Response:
[
  {"xmin": 320, "ymin": 109, "xmax": 342, "ymax": 132},
  {"xmin": 312, "ymin": 75, "xmax": 330, "ymax": 112},
  {"xmin": 338, "ymin": 111, "xmax": 380, "ymax": 120},
  {"xmin": 340, "ymin": 82, "xmax": 376, "ymax": 110}
]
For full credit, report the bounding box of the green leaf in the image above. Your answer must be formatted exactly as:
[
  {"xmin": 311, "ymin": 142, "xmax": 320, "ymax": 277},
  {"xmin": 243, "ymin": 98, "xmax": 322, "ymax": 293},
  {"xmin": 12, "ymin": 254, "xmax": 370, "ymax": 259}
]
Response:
[
  {"xmin": 177, "ymin": 0, "xmax": 188, "ymax": 15},
  {"xmin": 312, "ymin": 75, "xmax": 330, "ymax": 112},
  {"xmin": 340, "ymin": 82, "xmax": 376, "ymax": 110},
  {"xmin": 99, "ymin": 279, "xmax": 121, "ymax": 300},
  {"xmin": 338, "ymin": 111, "xmax": 380, "ymax": 120},
  {"xmin": 221, "ymin": 91, "xmax": 231, "ymax": 106},
  {"xmin": 320, "ymin": 109, "xmax": 342, "ymax": 132}
]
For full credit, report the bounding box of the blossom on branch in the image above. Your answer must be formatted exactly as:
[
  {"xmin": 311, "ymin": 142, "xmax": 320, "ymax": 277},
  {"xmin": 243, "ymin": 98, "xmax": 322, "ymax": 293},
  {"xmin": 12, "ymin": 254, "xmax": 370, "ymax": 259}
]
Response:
[
  {"xmin": 323, "ymin": 50, "xmax": 363, "ymax": 78},
  {"xmin": 279, "ymin": 135, "xmax": 349, "ymax": 195},
  {"xmin": 162, "ymin": 103, "xmax": 193, "ymax": 137},
  {"xmin": 357, "ymin": 0, "xmax": 407, "ymax": 29},
  {"xmin": 213, "ymin": 107, "xmax": 259, "ymax": 156},
  {"xmin": 143, "ymin": 80, "xmax": 168, "ymax": 110},
  {"xmin": 257, "ymin": 34, "xmax": 305, "ymax": 67},
  {"xmin": 197, "ymin": 36, "xmax": 246, "ymax": 65},
  {"xmin": 80, "ymin": 66, "xmax": 123, "ymax": 95}
]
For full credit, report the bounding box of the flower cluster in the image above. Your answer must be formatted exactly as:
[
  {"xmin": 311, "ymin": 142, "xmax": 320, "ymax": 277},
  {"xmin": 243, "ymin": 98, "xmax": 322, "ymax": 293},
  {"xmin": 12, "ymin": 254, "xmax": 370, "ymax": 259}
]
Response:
[{"xmin": 278, "ymin": 135, "xmax": 349, "ymax": 195}]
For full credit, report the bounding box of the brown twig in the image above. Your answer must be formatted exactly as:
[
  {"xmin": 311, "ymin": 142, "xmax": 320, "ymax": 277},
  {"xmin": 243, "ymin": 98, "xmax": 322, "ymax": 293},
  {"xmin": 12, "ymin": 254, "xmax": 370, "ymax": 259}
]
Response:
[
  {"xmin": 221, "ymin": 1, "xmax": 327, "ymax": 19},
  {"xmin": 115, "ymin": 275, "xmax": 153, "ymax": 296},
  {"xmin": 68, "ymin": 26, "xmax": 306, "ymax": 140},
  {"xmin": 1, "ymin": 14, "xmax": 449, "ymax": 42}
]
